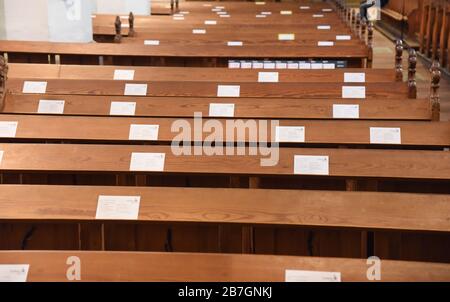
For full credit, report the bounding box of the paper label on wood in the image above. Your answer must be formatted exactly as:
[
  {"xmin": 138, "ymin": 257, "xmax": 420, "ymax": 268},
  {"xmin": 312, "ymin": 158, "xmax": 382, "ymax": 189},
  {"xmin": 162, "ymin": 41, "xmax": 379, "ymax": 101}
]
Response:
[
  {"xmin": 332, "ymin": 104, "xmax": 360, "ymax": 119},
  {"xmin": 323, "ymin": 63, "xmax": 336, "ymax": 69},
  {"xmin": 263, "ymin": 62, "xmax": 276, "ymax": 69},
  {"xmin": 294, "ymin": 155, "xmax": 329, "ymax": 175},
  {"xmin": 0, "ymin": 121, "xmax": 18, "ymax": 138},
  {"xmin": 287, "ymin": 62, "xmax": 299, "ymax": 69},
  {"xmin": 317, "ymin": 25, "xmax": 331, "ymax": 30},
  {"xmin": 322, "ymin": 8, "xmax": 333, "ymax": 12},
  {"xmin": 344, "ymin": 73, "xmax": 366, "ymax": 83},
  {"xmin": 144, "ymin": 40, "xmax": 160, "ymax": 45},
  {"xmin": 299, "ymin": 63, "xmax": 311, "ymax": 69},
  {"xmin": 0, "ymin": 265, "xmax": 30, "ymax": 282},
  {"xmin": 261, "ymin": 11, "xmax": 272, "ymax": 15},
  {"xmin": 275, "ymin": 126, "xmax": 305, "ymax": 143},
  {"xmin": 227, "ymin": 41, "xmax": 243, "ymax": 46},
  {"xmin": 336, "ymin": 35, "xmax": 351, "ymax": 40},
  {"xmin": 280, "ymin": 10, "xmax": 292, "ymax": 15},
  {"xmin": 114, "ymin": 70, "xmax": 135, "ymax": 81},
  {"xmin": 96, "ymin": 195, "xmax": 140, "ymax": 220},
  {"xmin": 37, "ymin": 100, "xmax": 65, "ymax": 114},
  {"xmin": 258, "ymin": 72, "xmax": 279, "ymax": 83},
  {"xmin": 342, "ymin": 86, "xmax": 366, "ymax": 99},
  {"xmin": 0, "ymin": 151, "xmax": 3, "ymax": 165},
  {"xmin": 217, "ymin": 85, "xmax": 240, "ymax": 97},
  {"xmin": 110, "ymin": 102, "xmax": 136, "ymax": 116},
  {"xmin": 124, "ymin": 84, "xmax": 147, "ymax": 96},
  {"xmin": 209, "ymin": 103, "xmax": 235, "ymax": 117},
  {"xmin": 313, "ymin": 14, "xmax": 324, "ymax": 18},
  {"xmin": 129, "ymin": 124, "xmax": 159, "ymax": 141},
  {"xmin": 228, "ymin": 61, "xmax": 240, "ymax": 69},
  {"xmin": 130, "ymin": 152, "xmax": 165, "ymax": 171},
  {"xmin": 22, "ymin": 81, "xmax": 47, "ymax": 94},
  {"xmin": 278, "ymin": 33, "xmax": 295, "ymax": 40},
  {"xmin": 286, "ymin": 270, "xmax": 341, "ymax": 282},
  {"xmin": 219, "ymin": 14, "xmax": 230, "ymax": 18},
  {"xmin": 217, "ymin": 12, "xmax": 228, "ymax": 15},
  {"xmin": 241, "ymin": 61, "xmax": 252, "ymax": 69},
  {"xmin": 255, "ymin": 2, "xmax": 266, "ymax": 5},
  {"xmin": 252, "ymin": 62, "xmax": 264, "ymax": 69},
  {"xmin": 173, "ymin": 17, "xmax": 184, "ymax": 20},
  {"xmin": 318, "ymin": 41, "xmax": 334, "ymax": 46},
  {"xmin": 275, "ymin": 62, "xmax": 287, "ymax": 69},
  {"xmin": 193, "ymin": 29, "xmax": 206, "ymax": 34},
  {"xmin": 370, "ymin": 127, "xmax": 401, "ymax": 144},
  {"xmin": 311, "ymin": 63, "xmax": 323, "ymax": 69},
  {"xmin": 204, "ymin": 20, "xmax": 217, "ymax": 25},
  {"xmin": 256, "ymin": 14, "xmax": 267, "ymax": 18},
  {"xmin": 300, "ymin": 6, "xmax": 310, "ymax": 9}
]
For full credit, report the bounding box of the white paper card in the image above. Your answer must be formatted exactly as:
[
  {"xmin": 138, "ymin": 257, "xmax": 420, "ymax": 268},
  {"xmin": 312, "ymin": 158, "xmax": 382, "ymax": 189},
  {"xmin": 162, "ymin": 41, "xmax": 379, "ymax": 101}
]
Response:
[
  {"xmin": 299, "ymin": 63, "xmax": 311, "ymax": 69},
  {"xmin": 228, "ymin": 61, "xmax": 240, "ymax": 69},
  {"xmin": 336, "ymin": 35, "xmax": 352, "ymax": 40},
  {"xmin": 294, "ymin": 155, "xmax": 329, "ymax": 175},
  {"xmin": 370, "ymin": 127, "xmax": 401, "ymax": 144},
  {"xmin": 129, "ymin": 124, "xmax": 159, "ymax": 141},
  {"xmin": 193, "ymin": 29, "xmax": 206, "ymax": 34},
  {"xmin": 204, "ymin": 20, "xmax": 217, "ymax": 25},
  {"xmin": 344, "ymin": 73, "xmax": 366, "ymax": 83},
  {"xmin": 212, "ymin": 8, "xmax": 222, "ymax": 12},
  {"xmin": 256, "ymin": 14, "xmax": 267, "ymax": 18},
  {"xmin": 114, "ymin": 70, "xmax": 135, "ymax": 81},
  {"xmin": 173, "ymin": 14, "xmax": 184, "ymax": 17},
  {"xmin": 278, "ymin": 33, "xmax": 295, "ymax": 40},
  {"xmin": 333, "ymin": 104, "xmax": 360, "ymax": 119},
  {"xmin": 286, "ymin": 270, "xmax": 341, "ymax": 282},
  {"xmin": 227, "ymin": 41, "xmax": 243, "ymax": 46},
  {"xmin": 263, "ymin": 62, "xmax": 276, "ymax": 69},
  {"xmin": 217, "ymin": 11, "xmax": 227, "ymax": 15},
  {"xmin": 275, "ymin": 126, "xmax": 305, "ymax": 143},
  {"xmin": 252, "ymin": 62, "xmax": 264, "ymax": 69},
  {"xmin": 0, "ymin": 121, "xmax": 18, "ymax": 138},
  {"xmin": 318, "ymin": 41, "xmax": 334, "ymax": 46},
  {"xmin": 342, "ymin": 86, "xmax": 366, "ymax": 99},
  {"xmin": 241, "ymin": 61, "xmax": 252, "ymax": 69},
  {"xmin": 173, "ymin": 17, "xmax": 184, "ymax": 20},
  {"xmin": 311, "ymin": 63, "xmax": 323, "ymax": 69},
  {"xmin": 258, "ymin": 72, "xmax": 279, "ymax": 83},
  {"xmin": 110, "ymin": 102, "xmax": 136, "ymax": 116},
  {"xmin": 96, "ymin": 195, "xmax": 140, "ymax": 220},
  {"xmin": 209, "ymin": 103, "xmax": 235, "ymax": 117},
  {"xmin": 322, "ymin": 8, "xmax": 333, "ymax": 12},
  {"xmin": 255, "ymin": 1, "xmax": 265, "ymax": 5},
  {"xmin": 37, "ymin": 100, "xmax": 65, "ymax": 114},
  {"xmin": 217, "ymin": 85, "xmax": 240, "ymax": 97},
  {"xmin": 288, "ymin": 62, "xmax": 299, "ymax": 69},
  {"xmin": 0, "ymin": 151, "xmax": 3, "ymax": 165},
  {"xmin": 280, "ymin": 10, "xmax": 292, "ymax": 15},
  {"xmin": 317, "ymin": 25, "xmax": 331, "ymax": 30},
  {"xmin": 261, "ymin": 12, "xmax": 272, "ymax": 15},
  {"xmin": 0, "ymin": 265, "xmax": 29, "ymax": 282},
  {"xmin": 300, "ymin": 6, "xmax": 310, "ymax": 9},
  {"xmin": 124, "ymin": 84, "xmax": 147, "ymax": 96},
  {"xmin": 144, "ymin": 40, "xmax": 160, "ymax": 45},
  {"xmin": 313, "ymin": 14, "xmax": 324, "ymax": 18},
  {"xmin": 323, "ymin": 63, "xmax": 336, "ymax": 69},
  {"xmin": 219, "ymin": 14, "xmax": 230, "ymax": 18},
  {"xmin": 22, "ymin": 81, "xmax": 47, "ymax": 94},
  {"xmin": 276, "ymin": 62, "xmax": 287, "ymax": 69},
  {"xmin": 130, "ymin": 152, "xmax": 165, "ymax": 171}
]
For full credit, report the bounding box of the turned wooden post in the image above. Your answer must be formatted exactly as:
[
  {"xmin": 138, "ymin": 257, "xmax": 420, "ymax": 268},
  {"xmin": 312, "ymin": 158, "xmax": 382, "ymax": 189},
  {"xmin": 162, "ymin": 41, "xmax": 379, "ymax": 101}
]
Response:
[
  {"xmin": 355, "ymin": 13, "xmax": 361, "ymax": 35},
  {"xmin": 0, "ymin": 55, "xmax": 7, "ymax": 111},
  {"xmin": 114, "ymin": 16, "xmax": 122, "ymax": 43},
  {"xmin": 351, "ymin": 9, "xmax": 356, "ymax": 31},
  {"xmin": 430, "ymin": 61, "xmax": 441, "ymax": 121},
  {"xmin": 128, "ymin": 12, "xmax": 135, "ymax": 37},
  {"xmin": 170, "ymin": 0, "xmax": 174, "ymax": 12},
  {"xmin": 408, "ymin": 48, "xmax": 417, "ymax": 98},
  {"xmin": 395, "ymin": 40, "xmax": 404, "ymax": 81},
  {"xmin": 361, "ymin": 19, "xmax": 367, "ymax": 42},
  {"xmin": 175, "ymin": 0, "xmax": 179, "ymax": 10},
  {"xmin": 347, "ymin": 8, "xmax": 352, "ymax": 25},
  {"xmin": 367, "ymin": 21, "xmax": 374, "ymax": 68}
]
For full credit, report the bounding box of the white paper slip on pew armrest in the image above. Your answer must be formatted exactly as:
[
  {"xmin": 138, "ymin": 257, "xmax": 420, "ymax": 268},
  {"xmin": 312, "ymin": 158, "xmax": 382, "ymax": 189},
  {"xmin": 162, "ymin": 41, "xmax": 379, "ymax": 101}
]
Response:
[
  {"xmin": 370, "ymin": 127, "xmax": 401, "ymax": 144},
  {"xmin": 256, "ymin": 14, "xmax": 267, "ymax": 18},
  {"xmin": 322, "ymin": 8, "xmax": 333, "ymax": 12},
  {"xmin": 317, "ymin": 25, "xmax": 331, "ymax": 30},
  {"xmin": 255, "ymin": 2, "xmax": 266, "ymax": 5},
  {"xmin": 0, "ymin": 151, "xmax": 4, "ymax": 165},
  {"xmin": 300, "ymin": 6, "xmax": 310, "ymax": 9},
  {"xmin": 336, "ymin": 35, "xmax": 352, "ymax": 40},
  {"xmin": 124, "ymin": 83, "xmax": 147, "ymax": 96},
  {"xmin": 313, "ymin": 14, "xmax": 324, "ymax": 18},
  {"xmin": 280, "ymin": 10, "xmax": 292, "ymax": 15},
  {"xmin": 311, "ymin": 63, "xmax": 323, "ymax": 69},
  {"xmin": 130, "ymin": 152, "xmax": 166, "ymax": 171},
  {"xmin": 276, "ymin": 62, "xmax": 287, "ymax": 69},
  {"xmin": 288, "ymin": 62, "xmax": 299, "ymax": 69},
  {"xmin": 263, "ymin": 62, "xmax": 276, "ymax": 69},
  {"xmin": 258, "ymin": 72, "xmax": 279, "ymax": 82},
  {"xmin": 193, "ymin": 29, "xmax": 206, "ymax": 34},
  {"xmin": 286, "ymin": 270, "xmax": 341, "ymax": 282},
  {"xmin": 217, "ymin": 85, "xmax": 240, "ymax": 97},
  {"xmin": 173, "ymin": 17, "xmax": 184, "ymax": 20},
  {"xmin": 129, "ymin": 124, "xmax": 159, "ymax": 141},
  {"xmin": 261, "ymin": 11, "xmax": 272, "ymax": 15},
  {"xmin": 344, "ymin": 72, "xmax": 366, "ymax": 83},
  {"xmin": 110, "ymin": 102, "xmax": 136, "ymax": 116},
  {"xmin": 252, "ymin": 62, "xmax": 264, "ymax": 69},
  {"xmin": 211, "ymin": 8, "xmax": 222, "ymax": 12},
  {"xmin": 323, "ymin": 63, "xmax": 336, "ymax": 69},
  {"xmin": 227, "ymin": 41, "xmax": 243, "ymax": 46},
  {"xmin": 219, "ymin": 14, "xmax": 230, "ymax": 18},
  {"xmin": 228, "ymin": 61, "xmax": 240, "ymax": 68},
  {"xmin": 278, "ymin": 33, "xmax": 295, "ymax": 40},
  {"xmin": 241, "ymin": 61, "xmax": 252, "ymax": 69},
  {"xmin": 22, "ymin": 81, "xmax": 47, "ymax": 93},
  {"xmin": 299, "ymin": 63, "xmax": 312, "ymax": 69},
  {"xmin": 275, "ymin": 126, "xmax": 305, "ymax": 143},
  {"xmin": 114, "ymin": 69, "xmax": 135, "ymax": 81},
  {"xmin": 0, "ymin": 121, "xmax": 18, "ymax": 138},
  {"xmin": 333, "ymin": 104, "xmax": 360, "ymax": 119},
  {"xmin": 144, "ymin": 40, "xmax": 160, "ymax": 45},
  {"xmin": 318, "ymin": 41, "xmax": 334, "ymax": 46},
  {"xmin": 209, "ymin": 103, "xmax": 235, "ymax": 117},
  {"xmin": 173, "ymin": 14, "xmax": 184, "ymax": 17},
  {"xmin": 342, "ymin": 86, "xmax": 366, "ymax": 99},
  {"xmin": 96, "ymin": 195, "xmax": 141, "ymax": 220},
  {"xmin": 294, "ymin": 155, "xmax": 329, "ymax": 175},
  {"xmin": 217, "ymin": 11, "xmax": 228, "ymax": 15},
  {"xmin": 204, "ymin": 20, "xmax": 217, "ymax": 25},
  {"xmin": 0, "ymin": 265, "xmax": 30, "ymax": 282},
  {"xmin": 215, "ymin": 6, "xmax": 225, "ymax": 9},
  {"xmin": 37, "ymin": 100, "xmax": 65, "ymax": 114}
]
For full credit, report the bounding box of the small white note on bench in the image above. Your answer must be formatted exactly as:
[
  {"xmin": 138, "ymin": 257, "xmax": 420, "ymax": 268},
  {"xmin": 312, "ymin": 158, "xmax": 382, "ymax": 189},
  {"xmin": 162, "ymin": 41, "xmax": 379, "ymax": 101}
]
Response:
[
  {"xmin": 336, "ymin": 35, "xmax": 352, "ymax": 40},
  {"xmin": 130, "ymin": 152, "xmax": 165, "ymax": 171},
  {"xmin": 0, "ymin": 150, "xmax": 3, "ymax": 165},
  {"xmin": 114, "ymin": 69, "xmax": 135, "ymax": 81},
  {"xmin": 173, "ymin": 16, "xmax": 184, "ymax": 20},
  {"xmin": 344, "ymin": 73, "xmax": 366, "ymax": 83},
  {"xmin": 280, "ymin": 10, "xmax": 292, "ymax": 15},
  {"xmin": 322, "ymin": 8, "xmax": 333, "ymax": 12},
  {"xmin": 0, "ymin": 121, "xmax": 18, "ymax": 138},
  {"xmin": 370, "ymin": 127, "xmax": 401, "ymax": 144},
  {"xmin": 313, "ymin": 14, "xmax": 324, "ymax": 18},
  {"xmin": 129, "ymin": 124, "xmax": 159, "ymax": 141},
  {"xmin": 204, "ymin": 20, "xmax": 217, "ymax": 25},
  {"xmin": 318, "ymin": 41, "xmax": 334, "ymax": 46},
  {"xmin": 110, "ymin": 102, "xmax": 136, "ymax": 116},
  {"xmin": 275, "ymin": 126, "xmax": 305, "ymax": 143},
  {"xmin": 317, "ymin": 25, "xmax": 331, "ymax": 30},
  {"xmin": 38, "ymin": 100, "xmax": 65, "ymax": 114},
  {"xmin": 227, "ymin": 41, "xmax": 243, "ymax": 46},
  {"xmin": 333, "ymin": 104, "xmax": 360, "ymax": 119},
  {"xmin": 144, "ymin": 40, "xmax": 160, "ymax": 46},
  {"xmin": 261, "ymin": 11, "xmax": 272, "ymax": 15},
  {"xmin": 193, "ymin": 29, "xmax": 206, "ymax": 34},
  {"xmin": 124, "ymin": 83, "xmax": 147, "ymax": 96},
  {"xmin": 342, "ymin": 86, "xmax": 366, "ymax": 99},
  {"xmin": 217, "ymin": 85, "xmax": 240, "ymax": 97},
  {"xmin": 294, "ymin": 155, "xmax": 329, "ymax": 175},
  {"xmin": 0, "ymin": 265, "xmax": 30, "ymax": 282},
  {"xmin": 300, "ymin": 6, "xmax": 310, "ymax": 9},
  {"xmin": 256, "ymin": 14, "xmax": 267, "ymax": 18},
  {"xmin": 258, "ymin": 72, "xmax": 279, "ymax": 83},
  {"xmin": 278, "ymin": 33, "xmax": 295, "ymax": 41},
  {"xmin": 209, "ymin": 103, "xmax": 235, "ymax": 117},
  {"xmin": 96, "ymin": 195, "xmax": 140, "ymax": 220},
  {"xmin": 22, "ymin": 81, "xmax": 47, "ymax": 94},
  {"xmin": 285, "ymin": 270, "xmax": 341, "ymax": 282}
]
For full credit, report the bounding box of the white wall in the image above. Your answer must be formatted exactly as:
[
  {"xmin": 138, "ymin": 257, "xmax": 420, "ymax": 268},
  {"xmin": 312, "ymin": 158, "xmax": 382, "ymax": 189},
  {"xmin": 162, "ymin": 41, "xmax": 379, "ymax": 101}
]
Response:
[{"xmin": 96, "ymin": 0, "xmax": 150, "ymax": 16}]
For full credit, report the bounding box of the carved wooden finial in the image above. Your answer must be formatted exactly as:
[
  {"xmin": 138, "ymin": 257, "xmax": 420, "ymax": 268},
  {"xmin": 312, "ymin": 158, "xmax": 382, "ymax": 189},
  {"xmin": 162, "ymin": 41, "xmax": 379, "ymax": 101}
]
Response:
[
  {"xmin": 0, "ymin": 55, "xmax": 8, "ymax": 110},
  {"xmin": 395, "ymin": 40, "xmax": 404, "ymax": 81},
  {"xmin": 128, "ymin": 12, "xmax": 135, "ymax": 37},
  {"xmin": 408, "ymin": 48, "xmax": 417, "ymax": 98},
  {"xmin": 361, "ymin": 19, "xmax": 367, "ymax": 42},
  {"xmin": 430, "ymin": 61, "xmax": 441, "ymax": 121},
  {"xmin": 114, "ymin": 16, "xmax": 122, "ymax": 43},
  {"xmin": 170, "ymin": 0, "xmax": 174, "ymax": 12},
  {"xmin": 355, "ymin": 13, "xmax": 361, "ymax": 35},
  {"xmin": 367, "ymin": 21, "xmax": 374, "ymax": 68},
  {"xmin": 351, "ymin": 9, "xmax": 356, "ymax": 31}
]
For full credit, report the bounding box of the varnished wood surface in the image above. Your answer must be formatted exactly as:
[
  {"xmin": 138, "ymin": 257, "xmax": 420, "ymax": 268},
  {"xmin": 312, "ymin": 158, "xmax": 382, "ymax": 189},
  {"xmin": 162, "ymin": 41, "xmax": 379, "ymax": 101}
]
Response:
[
  {"xmin": 0, "ymin": 144, "xmax": 449, "ymax": 180},
  {"xmin": 0, "ymin": 114, "xmax": 448, "ymax": 146},
  {"xmin": 0, "ymin": 185, "xmax": 449, "ymax": 232},
  {"xmin": 1, "ymin": 251, "xmax": 449, "ymax": 281}
]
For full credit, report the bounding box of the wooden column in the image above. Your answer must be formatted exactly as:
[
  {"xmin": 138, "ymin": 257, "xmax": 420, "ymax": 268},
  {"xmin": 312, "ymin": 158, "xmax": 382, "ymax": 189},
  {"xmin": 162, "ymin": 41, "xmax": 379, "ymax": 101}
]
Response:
[
  {"xmin": 408, "ymin": 49, "xmax": 417, "ymax": 99},
  {"xmin": 367, "ymin": 22, "xmax": 374, "ymax": 68},
  {"xmin": 395, "ymin": 40, "xmax": 404, "ymax": 81}
]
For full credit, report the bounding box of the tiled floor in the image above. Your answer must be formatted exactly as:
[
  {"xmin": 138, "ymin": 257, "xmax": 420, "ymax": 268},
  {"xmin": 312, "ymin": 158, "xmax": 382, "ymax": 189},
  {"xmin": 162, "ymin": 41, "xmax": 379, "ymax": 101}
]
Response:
[{"xmin": 372, "ymin": 30, "xmax": 450, "ymax": 121}]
